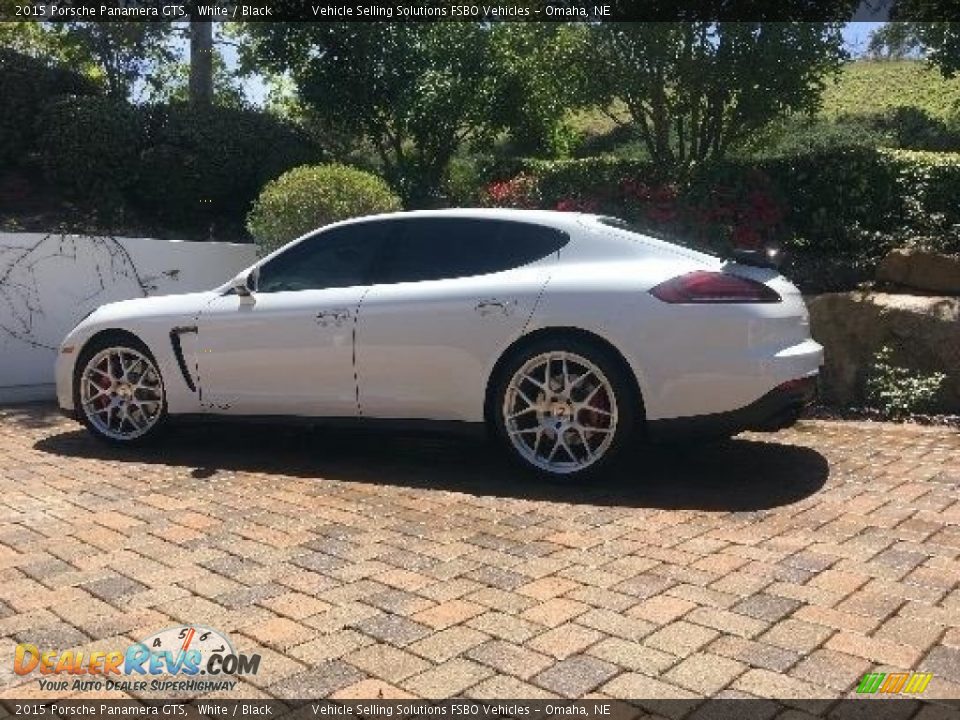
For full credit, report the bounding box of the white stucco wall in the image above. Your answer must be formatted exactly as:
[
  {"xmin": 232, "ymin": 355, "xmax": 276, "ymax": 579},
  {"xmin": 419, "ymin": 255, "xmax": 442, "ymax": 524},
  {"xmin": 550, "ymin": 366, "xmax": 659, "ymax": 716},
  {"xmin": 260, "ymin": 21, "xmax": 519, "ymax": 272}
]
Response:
[{"xmin": 0, "ymin": 232, "xmax": 257, "ymax": 402}]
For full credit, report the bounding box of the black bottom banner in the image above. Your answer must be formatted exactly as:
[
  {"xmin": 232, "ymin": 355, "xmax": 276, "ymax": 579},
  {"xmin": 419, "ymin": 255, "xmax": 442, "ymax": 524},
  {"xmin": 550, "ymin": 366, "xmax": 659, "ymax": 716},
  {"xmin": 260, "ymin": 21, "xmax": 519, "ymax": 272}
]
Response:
[{"xmin": 1, "ymin": 699, "xmax": 959, "ymax": 720}]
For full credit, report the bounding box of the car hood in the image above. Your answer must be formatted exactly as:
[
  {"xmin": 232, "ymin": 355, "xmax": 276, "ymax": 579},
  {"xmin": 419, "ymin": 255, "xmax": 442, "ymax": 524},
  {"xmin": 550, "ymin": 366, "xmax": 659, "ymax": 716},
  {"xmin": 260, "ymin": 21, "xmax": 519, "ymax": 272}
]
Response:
[{"xmin": 82, "ymin": 290, "xmax": 219, "ymax": 328}]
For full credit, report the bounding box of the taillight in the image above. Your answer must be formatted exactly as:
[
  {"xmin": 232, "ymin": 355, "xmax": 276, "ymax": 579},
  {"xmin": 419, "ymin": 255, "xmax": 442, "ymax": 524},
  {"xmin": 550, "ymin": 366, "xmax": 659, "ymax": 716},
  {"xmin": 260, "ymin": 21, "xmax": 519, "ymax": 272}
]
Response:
[{"xmin": 650, "ymin": 271, "xmax": 781, "ymax": 304}]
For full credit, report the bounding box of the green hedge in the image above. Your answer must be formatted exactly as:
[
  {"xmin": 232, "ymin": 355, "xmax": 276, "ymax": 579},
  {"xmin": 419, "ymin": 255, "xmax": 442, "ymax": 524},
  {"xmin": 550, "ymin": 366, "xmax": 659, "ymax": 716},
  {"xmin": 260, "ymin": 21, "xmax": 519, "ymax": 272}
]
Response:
[
  {"xmin": 480, "ymin": 148, "xmax": 960, "ymax": 293},
  {"xmin": 38, "ymin": 96, "xmax": 141, "ymax": 217},
  {"xmin": 25, "ymin": 95, "xmax": 321, "ymax": 238},
  {"xmin": 891, "ymin": 150, "xmax": 960, "ymax": 226},
  {"xmin": 0, "ymin": 50, "xmax": 100, "ymax": 167},
  {"xmin": 130, "ymin": 104, "xmax": 320, "ymax": 235},
  {"xmin": 0, "ymin": 52, "xmax": 321, "ymax": 238}
]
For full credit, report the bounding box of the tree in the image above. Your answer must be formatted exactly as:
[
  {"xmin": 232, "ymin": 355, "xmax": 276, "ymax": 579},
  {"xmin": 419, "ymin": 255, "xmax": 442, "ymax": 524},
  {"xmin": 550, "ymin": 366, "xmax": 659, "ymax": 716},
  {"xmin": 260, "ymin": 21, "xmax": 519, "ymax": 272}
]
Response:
[
  {"xmin": 51, "ymin": 23, "xmax": 176, "ymax": 99},
  {"xmin": 591, "ymin": 23, "xmax": 847, "ymax": 165},
  {"xmin": 236, "ymin": 23, "xmax": 500, "ymax": 205},
  {"xmin": 0, "ymin": 22, "xmax": 174, "ymax": 99},
  {"xmin": 261, "ymin": 73, "xmax": 303, "ymax": 121},
  {"xmin": 915, "ymin": 23, "xmax": 960, "ymax": 76},
  {"xmin": 867, "ymin": 22, "xmax": 926, "ymax": 59},
  {"xmin": 869, "ymin": 20, "xmax": 960, "ymax": 77},
  {"xmin": 489, "ymin": 24, "xmax": 593, "ymax": 157},
  {"xmin": 0, "ymin": 22, "xmax": 73, "ymax": 60},
  {"xmin": 189, "ymin": 19, "xmax": 213, "ymax": 106},
  {"xmin": 147, "ymin": 52, "xmax": 247, "ymax": 109}
]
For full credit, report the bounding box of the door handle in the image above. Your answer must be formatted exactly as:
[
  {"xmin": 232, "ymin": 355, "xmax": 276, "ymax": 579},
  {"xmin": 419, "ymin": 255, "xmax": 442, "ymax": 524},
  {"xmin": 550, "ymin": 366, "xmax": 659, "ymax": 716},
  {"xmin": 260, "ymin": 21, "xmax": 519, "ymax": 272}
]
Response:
[
  {"xmin": 316, "ymin": 308, "xmax": 351, "ymax": 326},
  {"xmin": 475, "ymin": 299, "xmax": 516, "ymax": 316}
]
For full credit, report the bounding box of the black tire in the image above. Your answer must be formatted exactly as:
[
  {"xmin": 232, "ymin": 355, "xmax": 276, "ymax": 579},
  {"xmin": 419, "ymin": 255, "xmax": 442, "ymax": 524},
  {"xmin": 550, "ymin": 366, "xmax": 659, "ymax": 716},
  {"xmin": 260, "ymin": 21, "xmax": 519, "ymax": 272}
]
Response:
[
  {"xmin": 490, "ymin": 335, "xmax": 640, "ymax": 482},
  {"xmin": 73, "ymin": 333, "xmax": 168, "ymax": 446}
]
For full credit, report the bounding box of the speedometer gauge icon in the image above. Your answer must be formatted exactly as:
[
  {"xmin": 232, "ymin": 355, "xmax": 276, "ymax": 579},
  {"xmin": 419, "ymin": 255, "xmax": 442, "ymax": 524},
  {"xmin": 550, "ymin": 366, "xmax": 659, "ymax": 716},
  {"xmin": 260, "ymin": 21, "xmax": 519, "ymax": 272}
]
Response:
[{"xmin": 139, "ymin": 625, "xmax": 234, "ymax": 668}]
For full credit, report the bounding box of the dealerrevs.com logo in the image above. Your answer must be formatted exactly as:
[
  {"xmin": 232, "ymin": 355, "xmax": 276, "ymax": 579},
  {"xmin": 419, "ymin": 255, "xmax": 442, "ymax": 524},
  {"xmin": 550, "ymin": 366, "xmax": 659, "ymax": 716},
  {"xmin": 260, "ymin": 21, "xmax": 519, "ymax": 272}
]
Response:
[{"xmin": 14, "ymin": 625, "xmax": 260, "ymax": 693}]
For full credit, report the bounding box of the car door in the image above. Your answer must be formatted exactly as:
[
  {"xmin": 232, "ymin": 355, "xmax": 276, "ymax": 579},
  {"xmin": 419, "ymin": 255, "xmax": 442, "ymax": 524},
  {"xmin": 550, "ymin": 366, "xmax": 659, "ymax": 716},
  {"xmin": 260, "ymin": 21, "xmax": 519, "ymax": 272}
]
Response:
[
  {"xmin": 355, "ymin": 218, "xmax": 567, "ymax": 422},
  {"xmin": 195, "ymin": 223, "xmax": 385, "ymax": 416}
]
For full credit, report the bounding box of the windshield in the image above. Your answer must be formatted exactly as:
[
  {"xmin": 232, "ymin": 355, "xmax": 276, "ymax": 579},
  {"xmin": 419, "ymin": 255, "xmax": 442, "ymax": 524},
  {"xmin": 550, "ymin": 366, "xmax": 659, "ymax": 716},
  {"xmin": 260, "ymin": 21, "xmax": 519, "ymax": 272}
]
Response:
[{"xmin": 595, "ymin": 216, "xmax": 721, "ymax": 259}]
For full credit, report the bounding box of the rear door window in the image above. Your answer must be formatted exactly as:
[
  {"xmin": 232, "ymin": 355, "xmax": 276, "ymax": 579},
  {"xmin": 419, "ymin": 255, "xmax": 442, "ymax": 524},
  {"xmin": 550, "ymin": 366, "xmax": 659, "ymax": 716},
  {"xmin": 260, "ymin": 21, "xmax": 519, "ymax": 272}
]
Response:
[{"xmin": 375, "ymin": 218, "xmax": 568, "ymax": 284}]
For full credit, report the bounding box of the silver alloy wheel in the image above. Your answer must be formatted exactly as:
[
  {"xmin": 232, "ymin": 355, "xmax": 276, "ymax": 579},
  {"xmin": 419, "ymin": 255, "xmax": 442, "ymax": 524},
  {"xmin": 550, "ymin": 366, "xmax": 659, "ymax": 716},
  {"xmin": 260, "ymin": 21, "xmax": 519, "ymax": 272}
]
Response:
[
  {"xmin": 502, "ymin": 351, "xmax": 618, "ymax": 474},
  {"xmin": 80, "ymin": 346, "xmax": 164, "ymax": 440}
]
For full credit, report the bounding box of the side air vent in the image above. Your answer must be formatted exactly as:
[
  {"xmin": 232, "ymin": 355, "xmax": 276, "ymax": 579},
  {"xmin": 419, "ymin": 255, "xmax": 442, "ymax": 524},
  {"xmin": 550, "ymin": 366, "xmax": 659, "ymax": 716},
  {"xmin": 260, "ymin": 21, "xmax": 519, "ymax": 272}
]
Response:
[{"xmin": 169, "ymin": 326, "xmax": 198, "ymax": 392}]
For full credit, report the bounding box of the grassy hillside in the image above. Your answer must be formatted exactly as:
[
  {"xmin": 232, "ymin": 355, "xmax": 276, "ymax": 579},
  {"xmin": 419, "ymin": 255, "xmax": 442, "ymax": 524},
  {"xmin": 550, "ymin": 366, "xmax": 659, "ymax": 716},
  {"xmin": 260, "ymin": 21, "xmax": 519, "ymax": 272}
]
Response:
[
  {"xmin": 821, "ymin": 60, "xmax": 960, "ymax": 120},
  {"xmin": 565, "ymin": 59, "xmax": 960, "ymax": 158}
]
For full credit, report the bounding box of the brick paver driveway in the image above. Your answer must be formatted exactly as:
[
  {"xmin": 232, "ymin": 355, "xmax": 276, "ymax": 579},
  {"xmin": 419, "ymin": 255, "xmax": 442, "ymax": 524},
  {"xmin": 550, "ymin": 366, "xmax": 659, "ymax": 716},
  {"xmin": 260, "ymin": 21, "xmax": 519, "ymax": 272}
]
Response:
[{"xmin": 0, "ymin": 404, "xmax": 958, "ymax": 702}]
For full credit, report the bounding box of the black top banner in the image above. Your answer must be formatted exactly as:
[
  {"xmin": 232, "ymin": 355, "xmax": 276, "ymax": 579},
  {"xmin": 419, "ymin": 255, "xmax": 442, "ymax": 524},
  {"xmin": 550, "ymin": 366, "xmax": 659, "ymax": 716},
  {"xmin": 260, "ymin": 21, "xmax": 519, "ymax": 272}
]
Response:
[{"xmin": 5, "ymin": 0, "xmax": 960, "ymax": 22}]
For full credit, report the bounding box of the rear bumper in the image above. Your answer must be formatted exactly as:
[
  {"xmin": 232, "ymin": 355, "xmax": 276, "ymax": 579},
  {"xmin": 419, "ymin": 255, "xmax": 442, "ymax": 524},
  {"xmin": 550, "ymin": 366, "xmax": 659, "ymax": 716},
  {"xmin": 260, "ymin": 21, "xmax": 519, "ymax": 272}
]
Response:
[{"xmin": 646, "ymin": 374, "xmax": 818, "ymax": 441}]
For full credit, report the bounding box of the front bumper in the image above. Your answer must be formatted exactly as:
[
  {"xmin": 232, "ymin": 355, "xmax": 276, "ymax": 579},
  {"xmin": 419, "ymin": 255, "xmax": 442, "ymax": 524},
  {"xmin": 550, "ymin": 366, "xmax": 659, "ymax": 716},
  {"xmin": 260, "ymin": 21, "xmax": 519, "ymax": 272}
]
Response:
[
  {"xmin": 55, "ymin": 346, "xmax": 78, "ymax": 416},
  {"xmin": 646, "ymin": 374, "xmax": 818, "ymax": 441}
]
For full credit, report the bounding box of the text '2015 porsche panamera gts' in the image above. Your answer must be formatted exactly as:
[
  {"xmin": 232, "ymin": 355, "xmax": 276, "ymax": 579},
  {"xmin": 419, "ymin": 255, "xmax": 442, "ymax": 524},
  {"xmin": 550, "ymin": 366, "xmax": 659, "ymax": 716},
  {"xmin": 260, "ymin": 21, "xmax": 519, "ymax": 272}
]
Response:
[{"xmin": 57, "ymin": 209, "xmax": 822, "ymax": 481}]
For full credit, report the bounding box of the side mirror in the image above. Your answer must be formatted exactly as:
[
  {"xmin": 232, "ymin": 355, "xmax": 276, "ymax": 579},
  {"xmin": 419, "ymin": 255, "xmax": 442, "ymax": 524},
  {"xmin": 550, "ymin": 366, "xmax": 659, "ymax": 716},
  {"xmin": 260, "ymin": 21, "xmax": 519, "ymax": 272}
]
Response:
[{"xmin": 231, "ymin": 271, "xmax": 254, "ymax": 297}]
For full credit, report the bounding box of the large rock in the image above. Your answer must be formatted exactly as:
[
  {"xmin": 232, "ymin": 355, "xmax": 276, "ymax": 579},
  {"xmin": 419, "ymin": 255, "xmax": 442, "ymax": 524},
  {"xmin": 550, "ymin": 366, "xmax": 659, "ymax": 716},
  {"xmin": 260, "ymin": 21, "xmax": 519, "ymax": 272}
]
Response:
[
  {"xmin": 807, "ymin": 291, "xmax": 960, "ymax": 412},
  {"xmin": 876, "ymin": 248, "xmax": 960, "ymax": 295}
]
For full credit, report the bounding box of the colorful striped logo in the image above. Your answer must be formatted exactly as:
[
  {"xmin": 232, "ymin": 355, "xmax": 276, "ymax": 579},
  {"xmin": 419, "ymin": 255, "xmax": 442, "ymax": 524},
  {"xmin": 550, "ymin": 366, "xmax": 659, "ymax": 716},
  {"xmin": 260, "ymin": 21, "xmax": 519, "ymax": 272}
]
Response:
[{"xmin": 857, "ymin": 672, "xmax": 932, "ymax": 695}]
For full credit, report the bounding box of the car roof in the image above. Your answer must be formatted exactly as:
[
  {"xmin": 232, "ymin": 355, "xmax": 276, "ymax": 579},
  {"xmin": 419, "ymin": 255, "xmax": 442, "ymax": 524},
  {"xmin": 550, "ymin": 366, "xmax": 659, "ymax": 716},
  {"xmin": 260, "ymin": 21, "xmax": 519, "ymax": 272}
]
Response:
[
  {"xmin": 250, "ymin": 208, "xmax": 610, "ymax": 273},
  {"xmin": 329, "ymin": 208, "xmax": 591, "ymax": 231}
]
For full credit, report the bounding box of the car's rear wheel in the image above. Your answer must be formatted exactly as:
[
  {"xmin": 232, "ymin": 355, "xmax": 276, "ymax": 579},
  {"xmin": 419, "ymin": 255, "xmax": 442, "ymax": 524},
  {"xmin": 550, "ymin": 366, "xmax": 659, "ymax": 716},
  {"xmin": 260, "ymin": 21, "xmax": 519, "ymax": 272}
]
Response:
[
  {"xmin": 492, "ymin": 337, "xmax": 639, "ymax": 481},
  {"xmin": 75, "ymin": 336, "xmax": 167, "ymax": 444}
]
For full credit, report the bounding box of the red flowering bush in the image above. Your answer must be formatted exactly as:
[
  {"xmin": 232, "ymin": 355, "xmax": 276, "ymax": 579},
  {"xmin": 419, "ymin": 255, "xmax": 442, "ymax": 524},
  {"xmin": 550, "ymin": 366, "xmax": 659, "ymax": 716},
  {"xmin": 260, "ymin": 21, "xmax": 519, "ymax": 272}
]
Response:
[
  {"xmin": 482, "ymin": 173, "xmax": 541, "ymax": 208},
  {"xmin": 555, "ymin": 196, "xmax": 600, "ymax": 213},
  {"xmin": 618, "ymin": 178, "xmax": 686, "ymax": 232},
  {"xmin": 486, "ymin": 165, "xmax": 786, "ymax": 253},
  {"xmin": 688, "ymin": 170, "xmax": 784, "ymax": 250},
  {"xmin": 619, "ymin": 177, "xmax": 652, "ymax": 202}
]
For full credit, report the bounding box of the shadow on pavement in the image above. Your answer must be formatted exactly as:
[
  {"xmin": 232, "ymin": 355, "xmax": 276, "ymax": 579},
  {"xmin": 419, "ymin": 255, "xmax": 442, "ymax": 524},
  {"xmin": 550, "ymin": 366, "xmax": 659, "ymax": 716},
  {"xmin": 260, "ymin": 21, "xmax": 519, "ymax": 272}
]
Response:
[
  {"xmin": 0, "ymin": 403, "xmax": 65, "ymax": 430},
  {"xmin": 35, "ymin": 421, "xmax": 828, "ymax": 511}
]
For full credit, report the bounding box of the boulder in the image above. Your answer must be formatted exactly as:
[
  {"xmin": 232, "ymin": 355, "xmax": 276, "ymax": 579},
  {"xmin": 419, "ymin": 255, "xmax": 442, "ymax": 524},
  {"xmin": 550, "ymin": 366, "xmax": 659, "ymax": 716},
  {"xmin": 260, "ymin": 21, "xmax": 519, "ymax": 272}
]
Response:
[
  {"xmin": 807, "ymin": 291, "xmax": 960, "ymax": 412},
  {"xmin": 876, "ymin": 248, "xmax": 960, "ymax": 295}
]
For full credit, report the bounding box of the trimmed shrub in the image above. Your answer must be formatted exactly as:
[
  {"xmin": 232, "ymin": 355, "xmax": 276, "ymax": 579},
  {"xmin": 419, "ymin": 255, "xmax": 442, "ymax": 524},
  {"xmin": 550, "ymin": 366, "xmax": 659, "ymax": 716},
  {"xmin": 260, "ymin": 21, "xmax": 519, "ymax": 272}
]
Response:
[
  {"xmin": 130, "ymin": 104, "xmax": 319, "ymax": 236},
  {"xmin": 0, "ymin": 50, "xmax": 100, "ymax": 167},
  {"xmin": 876, "ymin": 149, "xmax": 960, "ymax": 259},
  {"xmin": 247, "ymin": 164, "xmax": 402, "ymax": 254},
  {"xmin": 760, "ymin": 148, "xmax": 904, "ymax": 244},
  {"xmin": 37, "ymin": 96, "xmax": 141, "ymax": 216},
  {"xmin": 890, "ymin": 150, "xmax": 960, "ymax": 229}
]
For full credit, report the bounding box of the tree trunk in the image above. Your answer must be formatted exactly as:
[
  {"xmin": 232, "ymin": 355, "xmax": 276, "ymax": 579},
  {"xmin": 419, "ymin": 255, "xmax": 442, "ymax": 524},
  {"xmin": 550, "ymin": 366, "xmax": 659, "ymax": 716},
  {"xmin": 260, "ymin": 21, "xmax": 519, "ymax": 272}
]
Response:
[
  {"xmin": 649, "ymin": 80, "xmax": 672, "ymax": 164},
  {"xmin": 189, "ymin": 19, "xmax": 213, "ymax": 107}
]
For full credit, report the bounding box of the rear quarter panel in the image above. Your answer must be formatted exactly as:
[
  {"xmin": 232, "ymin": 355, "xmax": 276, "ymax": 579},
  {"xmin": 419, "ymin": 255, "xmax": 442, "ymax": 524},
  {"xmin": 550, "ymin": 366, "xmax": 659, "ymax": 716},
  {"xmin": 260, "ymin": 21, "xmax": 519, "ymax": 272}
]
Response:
[
  {"xmin": 524, "ymin": 257, "xmax": 691, "ymax": 421},
  {"xmin": 527, "ymin": 254, "xmax": 818, "ymax": 422}
]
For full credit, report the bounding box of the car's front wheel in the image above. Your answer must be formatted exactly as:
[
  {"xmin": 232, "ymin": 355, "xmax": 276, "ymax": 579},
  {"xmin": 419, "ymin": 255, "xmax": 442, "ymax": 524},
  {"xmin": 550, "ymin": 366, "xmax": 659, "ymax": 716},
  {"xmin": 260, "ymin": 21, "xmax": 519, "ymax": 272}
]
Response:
[
  {"xmin": 491, "ymin": 337, "xmax": 639, "ymax": 481},
  {"xmin": 74, "ymin": 335, "xmax": 167, "ymax": 444}
]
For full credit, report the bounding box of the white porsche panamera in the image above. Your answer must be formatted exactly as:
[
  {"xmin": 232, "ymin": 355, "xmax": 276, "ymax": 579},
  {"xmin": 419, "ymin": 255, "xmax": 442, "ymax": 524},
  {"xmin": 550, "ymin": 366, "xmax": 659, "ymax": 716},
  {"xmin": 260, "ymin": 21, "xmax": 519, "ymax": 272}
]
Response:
[{"xmin": 56, "ymin": 209, "xmax": 822, "ymax": 480}]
